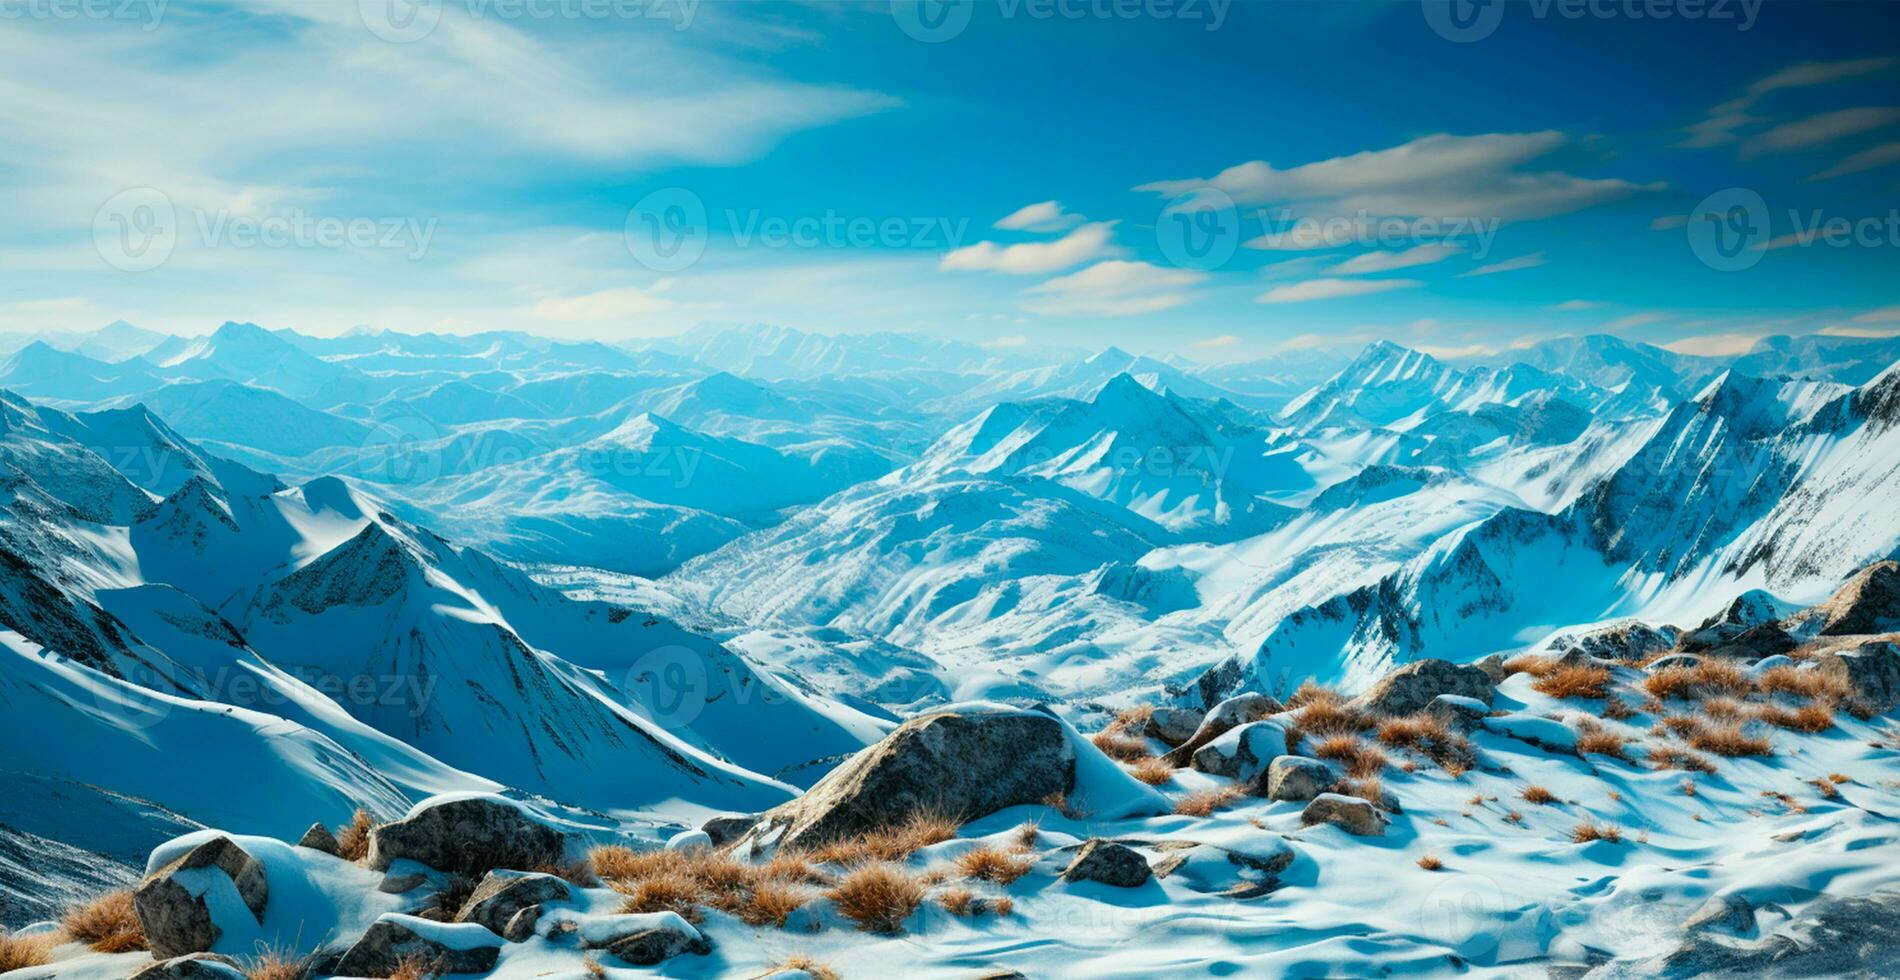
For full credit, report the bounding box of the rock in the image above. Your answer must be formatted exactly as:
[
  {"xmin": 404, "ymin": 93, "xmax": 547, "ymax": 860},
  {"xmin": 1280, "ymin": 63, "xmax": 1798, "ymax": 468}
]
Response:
[
  {"xmin": 1161, "ymin": 693, "xmax": 1282, "ymax": 767},
  {"xmin": 1189, "ymin": 720, "xmax": 1287, "ymax": 783},
  {"xmin": 134, "ymin": 836, "xmax": 270, "ymax": 959},
  {"xmin": 1710, "ymin": 623, "xmax": 1797, "ymax": 660},
  {"xmin": 296, "ymin": 823, "xmax": 341, "ymax": 857},
  {"xmin": 1144, "ymin": 706, "xmax": 1205, "ymax": 747},
  {"xmin": 1472, "ymin": 653, "xmax": 1510, "ymax": 684},
  {"xmin": 604, "ymin": 926, "xmax": 711, "ymax": 966},
  {"xmin": 1546, "ymin": 621, "xmax": 1679, "ymax": 662},
  {"xmin": 699, "ymin": 814, "xmax": 758, "ymax": 847},
  {"xmin": 1814, "ymin": 640, "xmax": 1900, "ymax": 711},
  {"xmin": 333, "ymin": 914, "xmax": 504, "ymax": 976},
  {"xmin": 1804, "ymin": 561, "xmax": 1900, "ymax": 636},
  {"xmin": 1643, "ymin": 889, "xmax": 1900, "ymax": 976},
  {"xmin": 665, "ymin": 829, "xmax": 712, "ymax": 852},
  {"xmin": 455, "ymin": 870, "xmax": 569, "ymax": 937},
  {"xmin": 367, "ymin": 796, "xmax": 565, "ymax": 876},
  {"xmin": 1150, "ymin": 838, "xmax": 1295, "ymax": 898},
  {"xmin": 1348, "ymin": 659, "xmax": 1493, "ymax": 718},
  {"xmin": 378, "ymin": 873, "xmax": 428, "ymax": 894},
  {"xmin": 1646, "ymin": 653, "xmax": 1703, "ymax": 672},
  {"xmin": 741, "ymin": 708, "xmax": 1074, "ymax": 852},
  {"xmin": 1685, "ymin": 588, "xmax": 1796, "ymax": 650},
  {"xmin": 1264, "ymin": 756, "xmax": 1336, "ymax": 802},
  {"xmin": 128, "ymin": 954, "xmax": 246, "ymax": 980},
  {"xmin": 1299, "ymin": 793, "xmax": 1388, "ymax": 837},
  {"xmin": 1060, "ymin": 839, "xmax": 1151, "ymax": 887},
  {"xmin": 1684, "ymin": 893, "xmax": 1755, "ymax": 935},
  {"xmin": 1425, "ymin": 694, "xmax": 1489, "ymax": 731},
  {"xmin": 501, "ymin": 904, "xmax": 541, "ymax": 943}
]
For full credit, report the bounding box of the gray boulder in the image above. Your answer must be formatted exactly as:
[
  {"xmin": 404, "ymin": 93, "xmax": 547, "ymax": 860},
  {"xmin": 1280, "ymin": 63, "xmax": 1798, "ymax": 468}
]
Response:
[
  {"xmin": 1161, "ymin": 693, "xmax": 1282, "ymax": 767},
  {"xmin": 1642, "ymin": 888, "xmax": 1900, "ymax": 977},
  {"xmin": 296, "ymin": 822, "xmax": 341, "ymax": 857},
  {"xmin": 1814, "ymin": 640, "xmax": 1900, "ymax": 711},
  {"xmin": 699, "ymin": 814, "xmax": 759, "ymax": 847},
  {"xmin": 129, "ymin": 954, "xmax": 246, "ymax": 980},
  {"xmin": 1144, "ymin": 706, "xmax": 1205, "ymax": 747},
  {"xmin": 1299, "ymin": 793, "xmax": 1388, "ymax": 837},
  {"xmin": 1189, "ymin": 720, "xmax": 1287, "ymax": 783},
  {"xmin": 333, "ymin": 914, "xmax": 504, "ymax": 976},
  {"xmin": 1546, "ymin": 621, "xmax": 1679, "ymax": 662},
  {"xmin": 1060, "ymin": 840, "xmax": 1151, "ymax": 888},
  {"xmin": 455, "ymin": 870, "xmax": 569, "ymax": 937},
  {"xmin": 1425, "ymin": 694, "xmax": 1489, "ymax": 731},
  {"xmin": 604, "ymin": 926, "xmax": 711, "ymax": 966},
  {"xmin": 368, "ymin": 796, "xmax": 565, "ymax": 876},
  {"xmin": 1264, "ymin": 756, "xmax": 1336, "ymax": 802},
  {"xmin": 501, "ymin": 905, "xmax": 542, "ymax": 943},
  {"xmin": 1150, "ymin": 838, "xmax": 1294, "ymax": 898},
  {"xmin": 134, "ymin": 836, "xmax": 270, "ymax": 959},
  {"xmin": 1349, "ymin": 659, "xmax": 1493, "ymax": 718},
  {"xmin": 1806, "ymin": 560, "xmax": 1900, "ymax": 636},
  {"xmin": 1646, "ymin": 653, "xmax": 1704, "ymax": 672},
  {"xmin": 742, "ymin": 708, "xmax": 1075, "ymax": 852}
]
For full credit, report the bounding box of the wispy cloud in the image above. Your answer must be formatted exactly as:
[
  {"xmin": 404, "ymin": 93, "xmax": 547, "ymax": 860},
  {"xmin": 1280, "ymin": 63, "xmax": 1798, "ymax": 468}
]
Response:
[
  {"xmin": 1459, "ymin": 252, "xmax": 1546, "ymax": 277},
  {"xmin": 1662, "ymin": 333, "xmax": 1767, "ymax": 357},
  {"xmin": 1607, "ymin": 312, "xmax": 1667, "ymax": 330},
  {"xmin": 1549, "ymin": 300, "xmax": 1602, "ymax": 311},
  {"xmin": 1716, "ymin": 56, "xmax": 1898, "ymax": 114},
  {"xmin": 993, "ymin": 200, "xmax": 1086, "ymax": 233},
  {"xmin": 1329, "ymin": 244, "xmax": 1462, "ymax": 275},
  {"xmin": 1257, "ymin": 278, "xmax": 1422, "ymax": 304},
  {"xmin": 941, "ymin": 222, "xmax": 1117, "ymax": 275},
  {"xmin": 1744, "ymin": 106, "xmax": 1900, "ymax": 155},
  {"xmin": 1024, "ymin": 260, "xmax": 1204, "ymax": 316},
  {"xmin": 1650, "ymin": 214, "xmax": 1689, "ymax": 231},
  {"xmin": 1811, "ymin": 141, "xmax": 1900, "ymax": 180},
  {"xmin": 1853, "ymin": 305, "xmax": 1900, "ymax": 324}
]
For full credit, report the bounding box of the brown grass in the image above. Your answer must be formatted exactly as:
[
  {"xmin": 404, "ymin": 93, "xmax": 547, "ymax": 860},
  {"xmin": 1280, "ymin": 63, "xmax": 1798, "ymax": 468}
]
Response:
[
  {"xmin": 1416, "ymin": 854, "xmax": 1443, "ymax": 871},
  {"xmin": 1283, "ymin": 697, "xmax": 1371, "ymax": 751},
  {"xmin": 1812, "ymin": 777, "xmax": 1840, "ymax": 799},
  {"xmin": 1502, "ymin": 654, "xmax": 1559, "ymax": 678},
  {"xmin": 617, "ymin": 871, "xmax": 705, "ymax": 923},
  {"xmin": 387, "ymin": 956, "xmax": 437, "ymax": 980},
  {"xmin": 1686, "ymin": 719, "xmax": 1774, "ymax": 757},
  {"xmin": 582, "ymin": 954, "xmax": 606, "ymax": 980},
  {"xmin": 1758, "ymin": 665, "xmax": 1852, "ymax": 701},
  {"xmin": 1286, "ymin": 679, "xmax": 1344, "ymax": 708},
  {"xmin": 0, "ymin": 933, "xmax": 56, "ymax": 972},
  {"xmin": 1521, "ymin": 785, "xmax": 1558, "ymax": 805},
  {"xmin": 938, "ymin": 885, "xmax": 976, "ymax": 917},
  {"xmin": 1012, "ymin": 822, "xmax": 1040, "ymax": 850},
  {"xmin": 954, "ymin": 845, "xmax": 1032, "ymax": 885},
  {"xmin": 335, "ymin": 809, "xmax": 375, "ymax": 863},
  {"xmin": 1757, "ymin": 701, "xmax": 1835, "ymax": 733},
  {"xmin": 1173, "ymin": 785, "xmax": 1244, "ymax": 817},
  {"xmin": 828, "ymin": 863, "xmax": 925, "ymax": 934},
  {"xmin": 770, "ymin": 956, "xmax": 840, "ymax": 980},
  {"xmin": 1338, "ymin": 776, "xmax": 1388, "ymax": 810},
  {"xmin": 1573, "ymin": 719, "xmax": 1628, "ymax": 759},
  {"xmin": 1128, "ymin": 756, "xmax": 1175, "ymax": 786},
  {"xmin": 422, "ymin": 874, "xmax": 479, "ymax": 922},
  {"xmin": 1602, "ymin": 697, "xmax": 1637, "ymax": 720},
  {"xmin": 530, "ymin": 860, "xmax": 598, "ymax": 888},
  {"xmin": 1106, "ymin": 705, "xmax": 1153, "ymax": 734},
  {"xmin": 1649, "ymin": 745, "xmax": 1718, "ymax": 774},
  {"xmin": 1376, "ymin": 714, "xmax": 1450, "ymax": 750},
  {"xmin": 1532, "ymin": 665, "xmax": 1612, "ymax": 700},
  {"xmin": 1702, "ymin": 697, "xmax": 1748, "ymax": 722},
  {"xmin": 1091, "ymin": 730, "xmax": 1153, "ymax": 763},
  {"xmin": 808, "ymin": 813, "xmax": 958, "ymax": 866},
  {"xmin": 1312, "ymin": 735, "xmax": 1387, "ymax": 777},
  {"xmin": 244, "ymin": 950, "xmax": 318, "ymax": 980},
  {"xmin": 1504, "ymin": 810, "xmax": 1525, "ymax": 824},
  {"xmin": 1570, "ymin": 821, "xmax": 1623, "ymax": 844},
  {"xmin": 1645, "ymin": 660, "xmax": 1752, "ymax": 702},
  {"xmin": 61, "ymin": 889, "xmax": 145, "ymax": 952},
  {"xmin": 734, "ymin": 881, "xmax": 809, "ymax": 928}
]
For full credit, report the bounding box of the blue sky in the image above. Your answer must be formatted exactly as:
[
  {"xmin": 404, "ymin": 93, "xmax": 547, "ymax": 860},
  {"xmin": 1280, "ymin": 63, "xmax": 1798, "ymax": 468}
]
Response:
[{"xmin": 1, "ymin": 0, "xmax": 1896, "ymax": 360}]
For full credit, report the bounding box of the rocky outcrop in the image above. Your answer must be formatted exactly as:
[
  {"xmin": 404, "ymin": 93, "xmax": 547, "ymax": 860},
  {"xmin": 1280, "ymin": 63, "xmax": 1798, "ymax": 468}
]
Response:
[
  {"xmin": 1684, "ymin": 893, "xmax": 1755, "ymax": 935},
  {"xmin": 571, "ymin": 912, "xmax": 709, "ymax": 965},
  {"xmin": 1144, "ymin": 707, "xmax": 1205, "ymax": 747},
  {"xmin": 1644, "ymin": 889, "xmax": 1900, "ymax": 976},
  {"xmin": 1150, "ymin": 838, "xmax": 1295, "ymax": 899},
  {"xmin": 1347, "ymin": 659, "xmax": 1493, "ymax": 718},
  {"xmin": 603, "ymin": 925, "xmax": 711, "ymax": 966},
  {"xmin": 1161, "ymin": 694, "xmax": 1281, "ymax": 768},
  {"xmin": 1264, "ymin": 757, "xmax": 1335, "ymax": 802},
  {"xmin": 699, "ymin": 814, "xmax": 758, "ymax": 847},
  {"xmin": 1425, "ymin": 694, "xmax": 1488, "ymax": 732},
  {"xmin": 1802, "ymin": 561, "xmax": 1900, "ymax": 636},
  {"xmin": 1814, "ymin": 640, "xmax": 1900, "ymax": 711},
  {"xmin": 134, "ymin": 836, "xmax": 269, "ymax": 959},
  {"xmin": 296, "ymin": 823, "xmax": 341, "ymax": 857},
  {"xmin": 128, "ymin": 954, "xmax": 246, "ymax": 980},
  {"xmin": 333, "ymin": 914, "xmax": 504, "ymax": 976},
  {"xmin": 1300, "ymin": 794, "xmax": 1388, "ymax": 836},
  {"xmin": 367, "ymin": 796, "xmax": 565, "ymax": 876},
  {"xmin": 1189, "ymin": 720, "xmax": 1287, "ymax": 783},
  {"xmin": 1060, "ymin": 840, "xmax": 1151, "ymax": 888},
  {"xmin": 742, "ymin": 708, "xmax": 1074, "ymax": 852},
  {"xmin": 456, "ymin": 870, "xmax": 570, "ymax": 937},
  {"xmin": 1546, "ymin": 621, "xmax": 1679, "ymax": 662}
]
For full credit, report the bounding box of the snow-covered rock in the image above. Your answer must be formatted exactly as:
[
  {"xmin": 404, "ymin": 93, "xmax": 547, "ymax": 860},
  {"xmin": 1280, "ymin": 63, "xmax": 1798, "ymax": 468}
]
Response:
[{"xmin": 367, "ymin": 795, "xmax": 565, "ymax": 876}]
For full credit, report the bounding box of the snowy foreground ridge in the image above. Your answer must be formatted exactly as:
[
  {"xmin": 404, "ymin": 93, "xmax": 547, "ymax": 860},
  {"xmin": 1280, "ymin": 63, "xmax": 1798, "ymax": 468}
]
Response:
[{"xmin": 0, "ymin": 323, "xmax": 1898, "ymax": 977}]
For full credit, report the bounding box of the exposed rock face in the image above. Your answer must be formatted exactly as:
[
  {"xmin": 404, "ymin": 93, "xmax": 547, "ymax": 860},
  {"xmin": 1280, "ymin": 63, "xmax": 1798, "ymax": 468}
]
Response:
[
  {"xmin": 1150, "ymin": 838, "xmax": 1295, "ymax": 898},
  {"xmin": 1190, "ymin": 720, "xmax": 1287, "ymax": 784},
  {"xmin": 1161, "ymin": 694, "xmax": 1282, "ymax": 768},
  {"xmin": 742, "ymin": 709, "xmax": 1074, "ymax": 852},
  {"xmin": 1685, "ymin": 588, "xmax": 1793, "ymax": 649},
  {"xmin": 699, "ymin": 814, "xmax": 758, "ymax": 847},
  {"xmin": 1060, "ymin": 840, "xmax": 1151, "ymax": 888},
  {"xmin": 1299, "ymin": 794, "xmax": 1388, "ymax": 837},
  {"xmin": 134, "ymin": 836, "xmax": 270, "ymax": 959},
  {"xmin": 1647, "ymin": 653, "xmax": 1703, "ymax": 672},
  {"xmin": 1684, "ymin": 893, "xmax": 1755, "ymax": 935},
  {"xmin": 1546, "ymin": 621, "xmax": 1679, "ymax": 662},
  {"xmin": 296, "ymin": 823, "xmax": 340, "ymax": 857},
  {"xmin": 367, "ymin": 796, "xmax": 565, "ymax": 876},
  {"xmin": 1144, "ymin": 706, "xmax": 1205, "ymax": 747},
  {"xmin": 333, "ymin": 914, "xmax": 504, "ymax": 976},
  {"xmin": 1805, "ymin": 561, "xmax": 1900, "ymax": 636},
  {"xmin": 455, "ymin": 870, "xmax": 570, "ymax": 937},
  {"xmin": 1425, "ymin": 694, "xmax": 1488, "ymax": 731},
  {"xmin": 128, "ymin": 954, "xmax": 246, "ymax": 980},
  {"xmin": 502, "ymin": 905, "xmax": 541, "ymax": 943},
  {"xmin": 1710, "ymin": 623, "xmax": 1797, "ymax": 660},
  {"xmin": 1264, "ymin": 757, "xmax": 1335, "ymax": 802},
  {"xmin": 1815, "ymin": 640, "xmax": 1900, "ymax": 711},
  {"xmin": 604, "ymin": 926, "xmax": 711, "ymax": 966},
  {"xmin": 1347, "ymin": 659, "xmax": 1493, "ymax": 718},
  {"xmin": 1646, "ymin": 889, "xmax": 1900, "ymax": 976}
]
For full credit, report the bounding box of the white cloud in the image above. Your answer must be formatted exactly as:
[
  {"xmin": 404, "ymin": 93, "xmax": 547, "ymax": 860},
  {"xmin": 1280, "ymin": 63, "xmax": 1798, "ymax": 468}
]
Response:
[
  {"xmin": 1459, "ymin": 252, "xmax": 1547, "ymax": 277},
  {"xmin": 1550, "ymin": 300, "xmax": 1602, "ymax": 311},
  {"xmin": 1678, "ymin": 112, "xmax": 1760, "ymax": 149},
  {"xmin": 1662, "ymin": 333, "xmax": 1767, "ymax": 357},
  {"xmin": 1650, "ymin": 214, "xmax": 1690, "ymax": 231},
  {"xmin": 1718, "ymin": 57, "xmax": 1898, "ymax": 113},
  {"xmin": 1811, "ymin": 141, "xmax": 1900, "ymax": 180},
  {"xmin": 993, "ymin": 200, "xmax": 1084, "ymax": 233},
  {"xmin": 941, "ymin": 222, "xmax": 1117, "ymax": 275},
  {"xmin": 529, "ymin": 286, "xmax": 674, "ymax": 322},
  {"xmin": 1607, "ymin": 312, "xmax": 1667, "ymax": 330},
  {"xmin": 1329, "ymin": 244, "xmax": 1462, "ymax": 275},
  {"xmin": 1139, "ymin": 132, "xmax": 1658, "ymax": 223},
  {"xmin": 1192, "ymin": 334, "xmax": 1243, "ymax": 350},
  {"xmin": 1744, "ymin": 106, "xmax": 1900, "ymax": 155},
  {"xmin": 1257, "ymin": 278, "xmax": 1422, "ymax": 304},
  {"xmin": 1415, "ymin": 342, "xmax": 1497, "ymax": 359},
  {"xmin": 1819, "ymin": 323, "xmax": 1900, "ymax": 339},
  {"xmin": 1853, "ymin": 305, "xmax": 1900, "ymax": 324},
  {"xmin": 1024, "ymin": 260, "xmax": 1205, "ymax": 316}
]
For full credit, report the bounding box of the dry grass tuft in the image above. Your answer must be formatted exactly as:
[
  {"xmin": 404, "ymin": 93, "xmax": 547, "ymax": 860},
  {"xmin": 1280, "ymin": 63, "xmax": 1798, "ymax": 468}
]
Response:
[
  {"xmin": 334, "ymin": 810, "xmax": 376, "ymax": 863},
  {"xmin": 1812, "ymin": 777, "xmax": 1841, "ymax": 799},
  {"xmin": 1649, "ymin": 745, "xmax": 1718, "ymax": 774},
  {"xmin": 1532, "ymin": 665, "xmax": 1612, "ymax": 701},
  {"xmin": 770, "ymin": 956, "xmax": 840, "ymax": 980},
  {"xmin": 581, "ymin": 954, "xmax": 606, "ymax": 980},
  {"xmin": 734, "ymin": 880, "xmax": 810, "ymax": 928},
  {"xmin": 1091, "ymin": 730, "xmax": 1153, "ymax": 763},
  {"xmin": 244, "ymin": 950, "xmax": 318, "ymax": 980},
  {"xmin": 387, "ymin": 955, "xmax": 438, "ymax": 980},
  {"xmin": 1286, "ymin": 679, "xmax": 1344, "ymax": 708},
  {"xmin": 1645, "ymin": 660, "xmax": 1752, "ymax": 702},
  {"xmin": 1173, "ymin": 785, "xmax": 1244, "ymax": 817},
  {"xmin": 828, "ymin": 863, "xmax": 925, "ymax": 934},
  {"xmin": 422, "ymin": 874, "xmax": 479, "ymax": 922},
  {"xmin": 808, "ymin": 813, "xmax": 958, "ymax": 866},
  {"xmin": 1106, "ymin": 705, "xmax": 1153, "ymax": 734},
  {"xmin": 1573, "ymin": 719, "xmax": 1629, "ymax": 759},
  {"xmin": 1502, "ymin": 654, "xmax": 1559, "ymax": 678},
  {"xmin": 0, "ymin": 933, "xmax": 57, "ymax": 973},
  {"xmin": 954, "ymin": 845, "xmax": 1032, "ymax": 885},
  {"xmin": 1570, "ymin": 821, "xmax": 1623, "ymax": 844},
  {"xmin": 61, "ymin": 889, "xmax": 145, "ymax": 952},
  {"xmin": 1416, "ymin": 854, "xmax": 1443, "ymax": 871},
  {"xmin": 1012, "ymin": 822, "xmax": 1040, "ymax": 850},
  {"xmin": 1702, "ymin": 697, "xmax": 1748, "ymax": 722},
  {"xmin": 530, "ymin": 860, "xmax": 599, "ymax": 888},
  {"xmin": 1376, "ymin": 714, "xmax": 1450, "ymax": 750},
  {"xmin": 1504, "ymin": 810, "xmax": 1525, "ymax": 825},
  {"xmin": 1757, "ymin": 701, "xmax": 1835, "ymax": 734},
  {"xmin": 1602, "ymin": 697, "xmax": 1637, "ymax": 720},
  {"xmin": 1338, "ymin": 776, "xmax": 1388, "ymax": 810},
  {"xmin": 1685, "ymin": 719, "xmax": 1774, "ymax": 757},
  {"xmin": 1758, "ymin": 665, "xmax": 1852, "ymax": 701},
  {"xmin": 1313, "ymin": 734, "xmax": 1387, "ymax": 777},
  {"xmin": 1127, "ymin": 756, "xmax": 1175, "ymax": 786},
  {"xmin": 1521, "ymin": 785, "xmax": 1558, "ymax": 806},
  {"xmin": 616, "ymin": 871, "xmax": 705, "ymax": 923}
]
